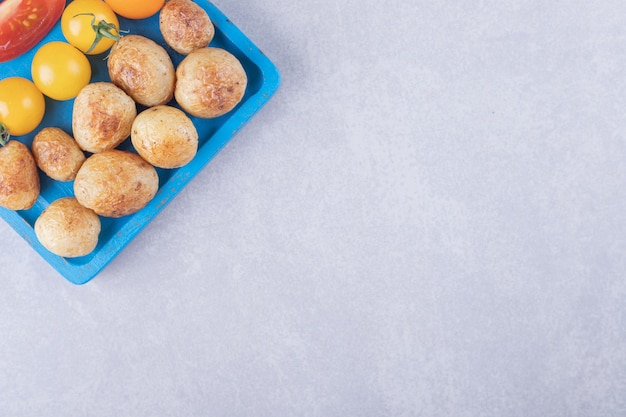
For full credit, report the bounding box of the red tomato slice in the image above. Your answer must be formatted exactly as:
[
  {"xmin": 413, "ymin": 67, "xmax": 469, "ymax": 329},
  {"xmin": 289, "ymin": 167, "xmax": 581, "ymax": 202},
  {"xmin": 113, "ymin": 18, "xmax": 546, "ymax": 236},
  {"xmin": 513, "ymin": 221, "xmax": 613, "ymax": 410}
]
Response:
[{"xmin": 0, "ymin": 0, "xmax": 65, "ymax": 63}]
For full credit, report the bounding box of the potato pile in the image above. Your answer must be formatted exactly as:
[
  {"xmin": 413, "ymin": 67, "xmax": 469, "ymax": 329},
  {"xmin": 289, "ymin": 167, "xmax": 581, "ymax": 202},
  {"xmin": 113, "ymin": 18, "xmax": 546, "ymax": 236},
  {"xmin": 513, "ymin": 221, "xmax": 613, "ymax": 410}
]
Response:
[{"xmin": 0, "ymin": 0, "xmax": 248, "ymax": 258}]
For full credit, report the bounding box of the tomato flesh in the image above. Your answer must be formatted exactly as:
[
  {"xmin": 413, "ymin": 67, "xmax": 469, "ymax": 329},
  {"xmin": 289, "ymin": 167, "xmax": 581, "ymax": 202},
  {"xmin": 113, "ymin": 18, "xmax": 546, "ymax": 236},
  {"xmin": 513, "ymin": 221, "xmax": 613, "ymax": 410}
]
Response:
[{"xmin": 0, "ymin": 0, "xmax": 65, "ymax": 63}]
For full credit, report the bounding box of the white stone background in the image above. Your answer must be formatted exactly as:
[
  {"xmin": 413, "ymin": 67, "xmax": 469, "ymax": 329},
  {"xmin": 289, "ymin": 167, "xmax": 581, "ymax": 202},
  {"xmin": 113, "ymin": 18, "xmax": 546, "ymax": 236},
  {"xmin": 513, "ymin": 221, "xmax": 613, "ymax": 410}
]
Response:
[{"xmin": 2, "ymin": 0, "xmax": 626, "ymax": 415}]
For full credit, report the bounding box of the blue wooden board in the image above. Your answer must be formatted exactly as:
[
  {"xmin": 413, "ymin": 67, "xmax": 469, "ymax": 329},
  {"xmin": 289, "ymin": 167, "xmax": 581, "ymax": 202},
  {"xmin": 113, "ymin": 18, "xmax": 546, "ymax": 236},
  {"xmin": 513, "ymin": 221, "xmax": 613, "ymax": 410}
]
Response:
[{"xmin": 0, "ymin": 1, "xmax": 280, "ymax": 284}]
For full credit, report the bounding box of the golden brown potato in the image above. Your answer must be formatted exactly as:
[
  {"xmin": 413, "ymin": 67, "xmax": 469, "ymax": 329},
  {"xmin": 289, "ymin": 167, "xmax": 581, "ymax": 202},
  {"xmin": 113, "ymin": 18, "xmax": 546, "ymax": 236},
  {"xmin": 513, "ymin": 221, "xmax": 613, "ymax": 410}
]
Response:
[
  {"xmin": 32, "ymin": 127, "xmax": 86, "ymax": 181},
  {"xmin": 108, "ymin": 35, "xmax": 176, "ymax": 107},
  {"xmin": 72, "ymin": 82, "xmax": 137, "ymax": 154},
  {"xmin": 159, "ymin": 0, "xmax": 214, "ymax": 55},
  {"xmin": 175, "ymin": 47, "xmax": 247, "ymax": 118},
  {"xmin": 131, "ymin": 105, "xmax": 198, "ymax": 169},
  {"xmin": 74, "ymin": 150, "xmax": 159, "ymax": 218},
  {"xmin": 34, "ymin": 197, "xmax": 101, "ymax": 258},
  {"xmin": 0, "ymin": 141, "xmax": 40, "ymax": 210}
]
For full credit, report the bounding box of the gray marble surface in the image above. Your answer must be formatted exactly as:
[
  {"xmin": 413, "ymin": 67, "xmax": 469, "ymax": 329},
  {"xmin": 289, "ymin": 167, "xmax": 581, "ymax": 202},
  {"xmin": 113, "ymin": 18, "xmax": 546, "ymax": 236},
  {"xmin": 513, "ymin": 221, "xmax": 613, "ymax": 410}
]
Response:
[{"xmin": 2, "ymin": 0, "xmax": 626, "ymax": 415}]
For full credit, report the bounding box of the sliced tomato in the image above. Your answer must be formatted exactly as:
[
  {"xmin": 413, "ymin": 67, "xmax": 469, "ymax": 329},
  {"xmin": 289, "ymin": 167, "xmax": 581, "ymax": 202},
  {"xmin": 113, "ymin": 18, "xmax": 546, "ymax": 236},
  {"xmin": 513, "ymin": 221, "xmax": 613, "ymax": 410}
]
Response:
[{"xmin": 0, "ymin": 0, "xmax": 65, "ymax": 63}]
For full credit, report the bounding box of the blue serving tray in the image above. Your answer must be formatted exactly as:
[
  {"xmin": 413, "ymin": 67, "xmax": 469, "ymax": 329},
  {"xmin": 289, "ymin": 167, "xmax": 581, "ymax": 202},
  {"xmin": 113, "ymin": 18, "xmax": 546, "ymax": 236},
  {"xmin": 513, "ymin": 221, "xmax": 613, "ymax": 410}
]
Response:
[{"xmin": 0, "ymin": 1, "xmax": 280, "ymax": 284}]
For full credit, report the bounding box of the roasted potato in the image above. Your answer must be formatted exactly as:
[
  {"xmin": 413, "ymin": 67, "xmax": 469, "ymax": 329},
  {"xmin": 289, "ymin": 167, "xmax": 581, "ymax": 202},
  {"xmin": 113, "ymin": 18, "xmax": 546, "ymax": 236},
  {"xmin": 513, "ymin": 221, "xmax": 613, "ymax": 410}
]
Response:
[
  {"xmin": 175, "ymin": 47, "xmax": 247, "ymax": 118},
  {"xmin": 159, "ymin": 0, "xmax": 214, "ymax": 55},
  {"xmin": 131, "ymin": 105, "xmax": 198, "ymax": 169},
  {"xmin": 108, "ymin": 35, "xmax": 176, "ymax": 107},
  {"xmin": 0, "ymin": 141, "xmax": 40, "ymax": 210},
  {"xmin": 74, "ymin": 150, "xmax": 159, "ymax": 218},
  {"xmin": 34, "ymin": 197, "xmax": 101, "ymax": 258},
  {"xmin": 32, "ymin": 127, "xmax": 86, "ymax": 182},
  {"xmin": 73, "ymin": 82, "xmax": 137, "ymax": 153}
]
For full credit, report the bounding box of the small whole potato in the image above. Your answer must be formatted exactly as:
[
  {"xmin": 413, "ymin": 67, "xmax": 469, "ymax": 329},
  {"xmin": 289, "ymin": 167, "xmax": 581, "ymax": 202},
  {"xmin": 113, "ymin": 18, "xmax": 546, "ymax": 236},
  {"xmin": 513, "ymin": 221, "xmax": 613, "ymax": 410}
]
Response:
[
  {"xmin": 73, "ymin": 82, "xmax": 137, "ymax": 153},
  {"xmin": 34, "ymin": 197, "xmax": 101, "ymax": 258},
  {"xmin": 108, "ymin": 35, "xmax": 176, "ymax": 107},
  {"xmin": 175, "ymin": 47, "xmax": 247, "ymax": 118},
  {"xmin": 0, "ymin": 141, "xmax": 40, "ymax": 210},
  {"xmin": 159, "ymin": 0, "xmax": 214, "ymax": 55},
  {"xmin": 131, "ymin": 105, "xmax": 198, "ymax": 169},
  {"xmin": 74, "ymin": 150, "xmax": 159, "ymax": 218},
  {"xmin": 32, "ymin": 127, "xmax": 86, "ymax": 181}
]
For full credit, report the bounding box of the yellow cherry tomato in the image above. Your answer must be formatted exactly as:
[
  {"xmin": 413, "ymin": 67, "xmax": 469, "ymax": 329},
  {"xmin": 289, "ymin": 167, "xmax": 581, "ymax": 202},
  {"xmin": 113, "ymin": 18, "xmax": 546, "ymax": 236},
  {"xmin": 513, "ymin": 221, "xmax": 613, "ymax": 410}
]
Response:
[
  {"xmin": 104, "ymin": 0, "xmax": 164, "ymax": 19},
  {"xmin": 31, "ymin": 42, "xmax": 92, "ymax": 101},
  {"xmin": 0, "ymin": 77, "xmax": 45, "ymax": 138},
  {"xmin": 61, "ymin": 0, "xmax": 121, "ymax": 55}
]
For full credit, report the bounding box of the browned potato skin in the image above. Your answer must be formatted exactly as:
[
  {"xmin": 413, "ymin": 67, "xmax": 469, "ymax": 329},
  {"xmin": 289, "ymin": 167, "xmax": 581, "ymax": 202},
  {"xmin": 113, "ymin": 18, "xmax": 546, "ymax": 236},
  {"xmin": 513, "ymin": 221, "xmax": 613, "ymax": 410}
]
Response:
[
  {"xmin": 108, "ymin": 35, "xmax": 176, "ymax": 107},
  {"xmin": 159, "ymin": 0, "xmax": 215, "ymax": 55},
  {"xmin": 0, "ymin": 141, "xmax": 40, "ymax": 210},
  {"xmin": 32, "ymin": 128, "xmax": 86, "ymax": 182},
  {"xmin": 175, "ymin": 47, "xmax": 247, "ymax": 118},
  {"xmin": 131, "ymin": 105, "xmax": 198, "ymax": 169},
  {"xmin": 74, "ymin": 150, "xmax": 159, "ymax": 218},
  {"xmin": 73, "ymin": 82, "xmax": 137, "ymax": 154},
  {"xmin": 34, "ymin": 197, "xmax": 101, "ymax": 258}
]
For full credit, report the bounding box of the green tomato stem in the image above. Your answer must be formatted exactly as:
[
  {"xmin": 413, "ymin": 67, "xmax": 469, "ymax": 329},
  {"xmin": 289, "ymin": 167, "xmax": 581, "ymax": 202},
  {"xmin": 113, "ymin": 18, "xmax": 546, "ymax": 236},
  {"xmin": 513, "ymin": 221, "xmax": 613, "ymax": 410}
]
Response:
[
  {"xmin": 73, "ymin": 13, "xmax": 126, "ymax": 54},
  {"xmin": 0, "ymin": 123, "xmax": 10, "ymax": 147}
]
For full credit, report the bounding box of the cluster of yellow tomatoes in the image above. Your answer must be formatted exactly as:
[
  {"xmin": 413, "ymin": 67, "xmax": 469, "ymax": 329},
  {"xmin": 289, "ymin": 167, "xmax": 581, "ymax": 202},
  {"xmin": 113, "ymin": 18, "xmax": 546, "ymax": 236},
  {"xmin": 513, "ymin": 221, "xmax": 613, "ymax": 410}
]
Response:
[{"xmin": 0, "ymin": 0, "xmax": 164, "ymax": 141}]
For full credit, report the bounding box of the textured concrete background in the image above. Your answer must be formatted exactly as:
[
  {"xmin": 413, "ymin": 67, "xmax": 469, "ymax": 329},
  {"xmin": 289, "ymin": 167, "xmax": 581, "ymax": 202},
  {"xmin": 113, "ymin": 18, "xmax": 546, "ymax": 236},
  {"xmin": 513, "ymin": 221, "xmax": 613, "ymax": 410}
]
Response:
[{"xmin": 2, "ymin": 0, "xmax": 626, "ymax": 415}]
